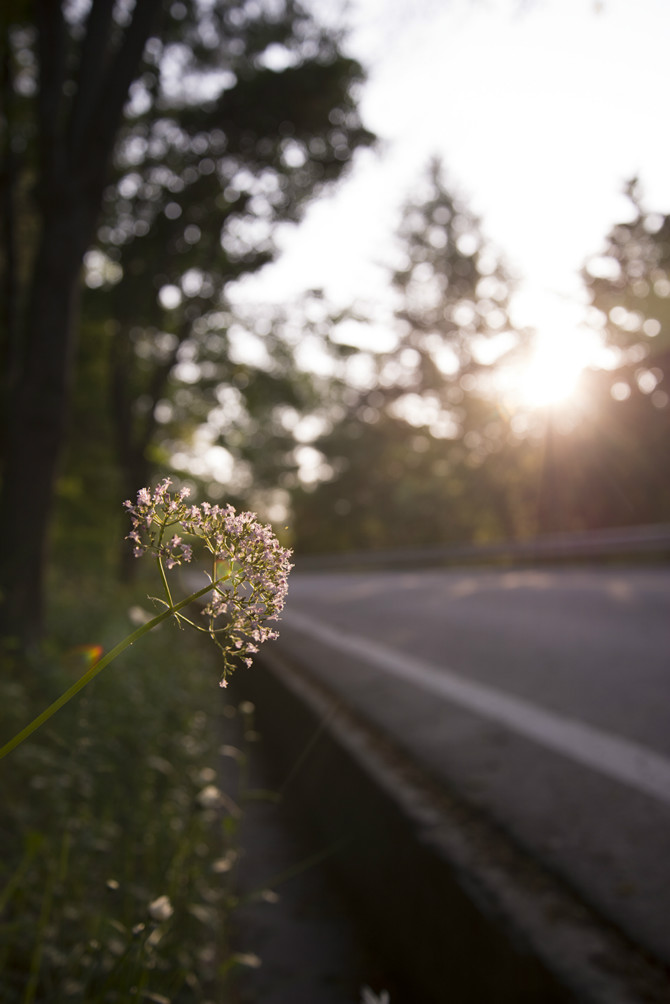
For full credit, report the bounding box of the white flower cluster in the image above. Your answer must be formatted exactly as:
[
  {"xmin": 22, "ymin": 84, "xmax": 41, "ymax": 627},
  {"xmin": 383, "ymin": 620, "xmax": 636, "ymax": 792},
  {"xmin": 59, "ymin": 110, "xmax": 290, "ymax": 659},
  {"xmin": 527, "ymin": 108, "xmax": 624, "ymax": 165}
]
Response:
[
  {"xmin": 148, "ymin": 894, "xmax": 174, "ymax": 923},
  {"xmin": 124, "ymin": 479, "xmax": 292, "ymax": 686},
  {"xmin": 124, "ymin": 479, "xmax": 193, "ymax": 569}
]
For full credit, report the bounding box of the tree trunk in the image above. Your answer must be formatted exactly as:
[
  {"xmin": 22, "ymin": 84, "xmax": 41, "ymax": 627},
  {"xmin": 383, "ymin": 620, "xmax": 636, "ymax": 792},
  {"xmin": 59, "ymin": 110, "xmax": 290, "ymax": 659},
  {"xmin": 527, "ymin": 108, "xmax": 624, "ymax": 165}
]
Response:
[
  {"xmin": 0, "ymin": 0, "xmax": 162, "ymax": 647},
  {"xmin": 0, "ymin": 29, "xmax": 19, "ymax": 414},
  {"xmin": 109, "ymin": 316, "xmax": 187, "ymax": 582},
  {"xmin": 0, "ymin": 197, "xmax": 92, "ymax": 646},
  {"xmin": 536, "ymin": 414, "xmax": 561, "ymax": 534}
]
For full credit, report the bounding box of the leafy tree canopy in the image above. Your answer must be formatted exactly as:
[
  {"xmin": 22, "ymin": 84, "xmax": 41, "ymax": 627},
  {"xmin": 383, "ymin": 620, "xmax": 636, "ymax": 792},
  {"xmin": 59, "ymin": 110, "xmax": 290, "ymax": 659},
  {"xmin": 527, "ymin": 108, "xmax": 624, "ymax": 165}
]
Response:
[
  {"xmin": 0, "ymin": 0, "xmax": 374, "ymax": 635},
  {"xmin": 290, "ymin": 159, "xmax": 535, "ymax": 553}
]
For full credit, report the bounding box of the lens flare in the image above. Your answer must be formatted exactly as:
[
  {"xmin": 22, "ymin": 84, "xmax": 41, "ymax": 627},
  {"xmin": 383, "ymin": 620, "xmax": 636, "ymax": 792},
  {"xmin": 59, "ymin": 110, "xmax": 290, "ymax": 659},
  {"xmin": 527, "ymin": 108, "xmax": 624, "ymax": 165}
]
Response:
[{"xmin": 64, "ymin": 645, "xmax": 104, "ymax": 670}]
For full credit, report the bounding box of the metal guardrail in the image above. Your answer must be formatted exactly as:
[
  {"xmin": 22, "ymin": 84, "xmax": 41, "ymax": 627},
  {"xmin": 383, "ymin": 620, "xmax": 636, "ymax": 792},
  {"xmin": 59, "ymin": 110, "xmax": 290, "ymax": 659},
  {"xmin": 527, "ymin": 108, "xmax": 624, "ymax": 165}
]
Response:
[{"xmin": 292, "ymin": 523, "xmax": 670, "ymax": 572}]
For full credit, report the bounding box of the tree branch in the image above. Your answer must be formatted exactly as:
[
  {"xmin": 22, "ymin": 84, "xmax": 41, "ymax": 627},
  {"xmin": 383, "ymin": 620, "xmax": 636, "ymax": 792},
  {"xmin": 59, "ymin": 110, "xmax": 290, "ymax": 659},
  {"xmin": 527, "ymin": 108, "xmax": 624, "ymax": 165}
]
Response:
[
  {"xmin": 76, "ymin": 0, "xmax": 163, "ymax": 192},
  {"xmin": 35, "ymin": 0, "xmax": 67, "ymax": 184},
  {"xmin": 0, "ymin": 23, "xmax": 19, "ymax": 408},
  {"xmin": 68, "ymin": 0, "xmax": 116, "ymax": 157}
]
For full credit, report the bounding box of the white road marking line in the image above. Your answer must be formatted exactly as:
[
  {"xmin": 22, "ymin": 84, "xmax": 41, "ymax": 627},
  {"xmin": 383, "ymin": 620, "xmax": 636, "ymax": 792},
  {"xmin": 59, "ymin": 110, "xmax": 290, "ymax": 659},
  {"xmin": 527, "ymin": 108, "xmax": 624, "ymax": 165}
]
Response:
[{"xmin": 283, "ymin": 608, "xmax": 670, "ymax": 807}]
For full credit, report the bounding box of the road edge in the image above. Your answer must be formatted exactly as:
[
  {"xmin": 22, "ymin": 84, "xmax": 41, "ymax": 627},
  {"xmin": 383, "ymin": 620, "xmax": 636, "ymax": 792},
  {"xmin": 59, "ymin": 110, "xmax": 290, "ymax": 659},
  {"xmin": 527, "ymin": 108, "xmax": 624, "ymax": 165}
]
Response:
[{"xmin": 237, "ymin": 643, "xmax": 670, "ymax": 1004}]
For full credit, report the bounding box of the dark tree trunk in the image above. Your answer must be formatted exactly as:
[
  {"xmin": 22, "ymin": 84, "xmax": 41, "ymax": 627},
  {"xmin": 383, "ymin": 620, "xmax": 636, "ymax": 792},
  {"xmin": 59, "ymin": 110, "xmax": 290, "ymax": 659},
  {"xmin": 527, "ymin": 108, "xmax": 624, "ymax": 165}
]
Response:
[
  {"xmin": 0, "ymin": 0, "xmax": 162, "ymax": 647},
  {"xmin": 0, "ymin": 197, "xmax": 92, "ymax": 644},
  {"xmin": 110, "ymin": 332, "xmax": 153, "ymax": 582},
  {"xmin": 1, "ymin": 29, "xmax": 19, "ymax": 415},
  {"xmin": 109, "ymin": 315, "xmax": 188, "ymax": 582}
]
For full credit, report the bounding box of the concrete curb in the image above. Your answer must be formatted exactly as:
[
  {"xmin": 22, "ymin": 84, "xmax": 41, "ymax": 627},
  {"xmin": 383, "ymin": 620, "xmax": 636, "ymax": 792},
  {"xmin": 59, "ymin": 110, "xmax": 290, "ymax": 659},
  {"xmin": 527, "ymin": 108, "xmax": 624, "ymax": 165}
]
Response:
[{"xmin": 237, "ymin": 644, "xmax": 670, "ymax": 1004}]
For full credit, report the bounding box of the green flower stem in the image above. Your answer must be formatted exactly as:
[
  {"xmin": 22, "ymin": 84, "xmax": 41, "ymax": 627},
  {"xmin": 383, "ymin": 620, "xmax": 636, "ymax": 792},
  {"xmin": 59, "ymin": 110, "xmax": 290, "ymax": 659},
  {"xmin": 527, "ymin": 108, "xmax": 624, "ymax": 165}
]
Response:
[
  {"xmin": 157, "ymin": 554, "xmax": 174, "ymax": 609},
  {"xmin": 155, "ymin": 521, "xmax": 175, "ymax": 609},
  {"xmin": 0, "ymin": 578, "xmax": 221, "ymax": 762}
]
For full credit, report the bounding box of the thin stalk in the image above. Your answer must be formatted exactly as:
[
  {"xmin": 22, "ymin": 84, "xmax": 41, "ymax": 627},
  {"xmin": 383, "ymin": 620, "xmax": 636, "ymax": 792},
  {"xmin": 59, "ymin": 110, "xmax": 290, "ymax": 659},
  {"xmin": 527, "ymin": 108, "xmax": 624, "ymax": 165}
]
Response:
[
  {"xmin": 158, "ymin": 554, "xmax": 174, "ymax": 609},
  {"xmin": 0, "ymin": 578, "xmax": 221, "ymax": 761},
  {"xmin": 22, "ymin": 841, "xmax": 58, "ymax": 1004}
]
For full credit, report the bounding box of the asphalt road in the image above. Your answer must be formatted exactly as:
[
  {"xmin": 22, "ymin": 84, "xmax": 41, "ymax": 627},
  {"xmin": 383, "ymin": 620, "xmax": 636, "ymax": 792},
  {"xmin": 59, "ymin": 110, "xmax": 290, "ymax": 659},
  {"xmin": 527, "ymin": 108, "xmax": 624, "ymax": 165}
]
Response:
[{"xmin": 275, "ymin": 564, "xmax": 670, "ymax": 968}]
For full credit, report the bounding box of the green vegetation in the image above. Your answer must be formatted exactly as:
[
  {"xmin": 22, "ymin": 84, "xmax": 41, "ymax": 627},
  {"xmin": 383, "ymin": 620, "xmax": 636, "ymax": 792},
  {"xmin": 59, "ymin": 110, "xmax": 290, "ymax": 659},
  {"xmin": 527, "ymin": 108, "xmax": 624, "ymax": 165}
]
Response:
[
  {"xmin": 0, "ymin": 473, "xmax": 294, "ymax": 1000},
  {"xmin": 0, "ymin": 568, "xmax": 259, "ymax": 1002},
  {"xmin": 291, "ymin": 172, "xmax": 670, "ymax": 552},
  {"xmin": 0, "ymin": 0, "xmax": 373, "ymax": 642},
  {"xmin": 3, "ymin": 4, "xmax": 668, "ymax": 638},
  {"xmin": 1, "ymin": 4, "xmax": 669, "ymax": 993}
]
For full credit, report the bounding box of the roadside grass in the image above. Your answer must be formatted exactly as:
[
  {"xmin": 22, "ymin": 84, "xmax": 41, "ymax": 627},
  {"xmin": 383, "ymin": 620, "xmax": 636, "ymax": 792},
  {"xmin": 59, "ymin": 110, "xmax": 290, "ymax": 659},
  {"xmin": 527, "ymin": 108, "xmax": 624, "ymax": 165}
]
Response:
[{"xmin": 0, "ymin": 569, "xmax": 249, "ymax": 1003}]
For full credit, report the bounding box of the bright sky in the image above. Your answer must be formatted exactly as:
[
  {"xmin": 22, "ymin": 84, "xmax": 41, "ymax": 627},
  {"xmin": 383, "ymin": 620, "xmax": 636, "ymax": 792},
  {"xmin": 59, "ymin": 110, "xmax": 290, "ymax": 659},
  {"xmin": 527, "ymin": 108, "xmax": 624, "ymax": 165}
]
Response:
[{"xmin": 230, "ymin": 0, "xmax": 670, "ymax": 395}]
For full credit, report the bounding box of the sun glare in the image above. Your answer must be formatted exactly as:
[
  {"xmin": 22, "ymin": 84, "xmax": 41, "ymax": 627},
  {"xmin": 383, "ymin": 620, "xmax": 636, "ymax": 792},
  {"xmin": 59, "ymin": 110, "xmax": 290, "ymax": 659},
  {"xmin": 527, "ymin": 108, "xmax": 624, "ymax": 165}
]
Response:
[
  {"xmin": 498, "ymin": 328, "xmax": 600, "ymax": 414},
  {"xmin": 518, "ymin": 346, "xmax": 584, "ymax": 408}
]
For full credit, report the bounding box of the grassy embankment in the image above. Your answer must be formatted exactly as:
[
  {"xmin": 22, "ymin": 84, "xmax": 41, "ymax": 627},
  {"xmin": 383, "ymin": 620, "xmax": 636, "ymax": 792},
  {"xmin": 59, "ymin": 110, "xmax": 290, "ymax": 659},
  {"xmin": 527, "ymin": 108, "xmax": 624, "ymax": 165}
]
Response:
[{"xmin": 0, "ymin": 568, "xmax": 259, "ymax": 1003}]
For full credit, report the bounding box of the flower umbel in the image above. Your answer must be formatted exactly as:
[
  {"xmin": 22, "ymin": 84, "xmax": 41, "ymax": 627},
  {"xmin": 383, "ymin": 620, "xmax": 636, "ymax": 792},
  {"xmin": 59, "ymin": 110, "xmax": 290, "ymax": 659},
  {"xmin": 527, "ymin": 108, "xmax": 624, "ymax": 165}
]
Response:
[
  {"xmin": 123, "ymin": 478, "xmax": 193, "ymax": 568},
  {"xmin": 0, "ymin": 478, "xmax": 292, "ymax": 761},
  {"xmin": 125, "ymin": 479, "xmax": 293, "ymax": 686}
]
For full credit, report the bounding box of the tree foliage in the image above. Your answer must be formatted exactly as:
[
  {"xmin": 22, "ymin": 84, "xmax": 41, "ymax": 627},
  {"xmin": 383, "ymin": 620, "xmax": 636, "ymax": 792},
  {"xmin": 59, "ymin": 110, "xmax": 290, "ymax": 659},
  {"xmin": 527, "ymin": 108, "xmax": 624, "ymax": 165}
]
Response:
[
  {"xmin": 583, "ymin": 178, "xmax": 670, "ymax": 364},
  {"xmin": 292, "ymin": 172, "xmax": 670, "ymax": 555},
  {"xmin": 0, "ymin": 0, "xmax": 373, "ymax": 638},
  {"xmin": 291, "ymin": 160, "xmax": 535, "ymax": 553},
  {"xmin": 90, "ymin": 0, "xmax": 372, "ymax": 512},
  {"xmin": 545, "ymin": 179, "xmax": 670, "ymax": 530}
]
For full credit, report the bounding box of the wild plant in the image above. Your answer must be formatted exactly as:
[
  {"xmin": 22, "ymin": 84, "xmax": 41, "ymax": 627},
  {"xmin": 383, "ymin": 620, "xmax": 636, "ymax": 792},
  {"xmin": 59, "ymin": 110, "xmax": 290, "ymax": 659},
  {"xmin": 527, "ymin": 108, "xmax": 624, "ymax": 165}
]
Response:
[
  {"xmin": 0, "ymin": 478, "xmax": 292, "ymax": 1001},
  {"xmin": 0, "ymin": 478, "xmax": 292, "ymax": 761}
]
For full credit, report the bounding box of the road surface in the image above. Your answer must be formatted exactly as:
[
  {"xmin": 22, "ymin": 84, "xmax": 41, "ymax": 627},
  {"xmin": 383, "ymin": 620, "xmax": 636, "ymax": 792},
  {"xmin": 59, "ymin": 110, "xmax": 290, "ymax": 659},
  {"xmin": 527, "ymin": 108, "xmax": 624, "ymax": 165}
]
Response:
[{"xmin": 275, "ymin": 564, "xmax": 670, "ymax": 968}]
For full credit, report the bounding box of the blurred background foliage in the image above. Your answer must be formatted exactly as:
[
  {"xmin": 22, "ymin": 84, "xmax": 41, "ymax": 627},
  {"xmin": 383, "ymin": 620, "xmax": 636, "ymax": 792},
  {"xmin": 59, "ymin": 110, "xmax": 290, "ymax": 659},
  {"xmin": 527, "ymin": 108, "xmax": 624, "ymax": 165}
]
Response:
[
  {"xmin": 54, "ymin": 147, "xmax": 670, "ymax": 566},
  {"xmin": 1, "ymin": 0, "xmax": 374, "ymax": 634},
  {"xmin": 2, "ymin": 3, "xmax": 666, "ymax": 598},
  {"xmin": 291, "ymin": 170, "xmax": 670, "ymax": 552},
  {"xmin": 1, "ymin": 1, "xmax": 670, "ymax": 585},
  {"xmin": 59, "ymin": 143, "xmax": 670, "ymax": 565}
]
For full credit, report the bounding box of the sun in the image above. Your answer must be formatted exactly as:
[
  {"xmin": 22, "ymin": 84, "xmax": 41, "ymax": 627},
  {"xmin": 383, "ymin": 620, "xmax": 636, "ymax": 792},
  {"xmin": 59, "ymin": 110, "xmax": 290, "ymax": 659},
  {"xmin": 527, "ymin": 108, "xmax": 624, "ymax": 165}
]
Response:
[
  {"xmin": 517, "ymin": 345, "xmax": 584, "ymax": 409},
  {"xmin": 497, "ymin": 331, "xmax": 593, "ymax": 414}
]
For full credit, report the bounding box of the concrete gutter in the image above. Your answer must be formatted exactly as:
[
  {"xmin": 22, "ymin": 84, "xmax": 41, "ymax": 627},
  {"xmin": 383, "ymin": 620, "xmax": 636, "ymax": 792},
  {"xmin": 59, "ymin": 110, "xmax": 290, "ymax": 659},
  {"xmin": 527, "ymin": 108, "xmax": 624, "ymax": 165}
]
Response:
[{"xmin": 236, "ymin": 643, "xmax": 670, "ymax": 1004}]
